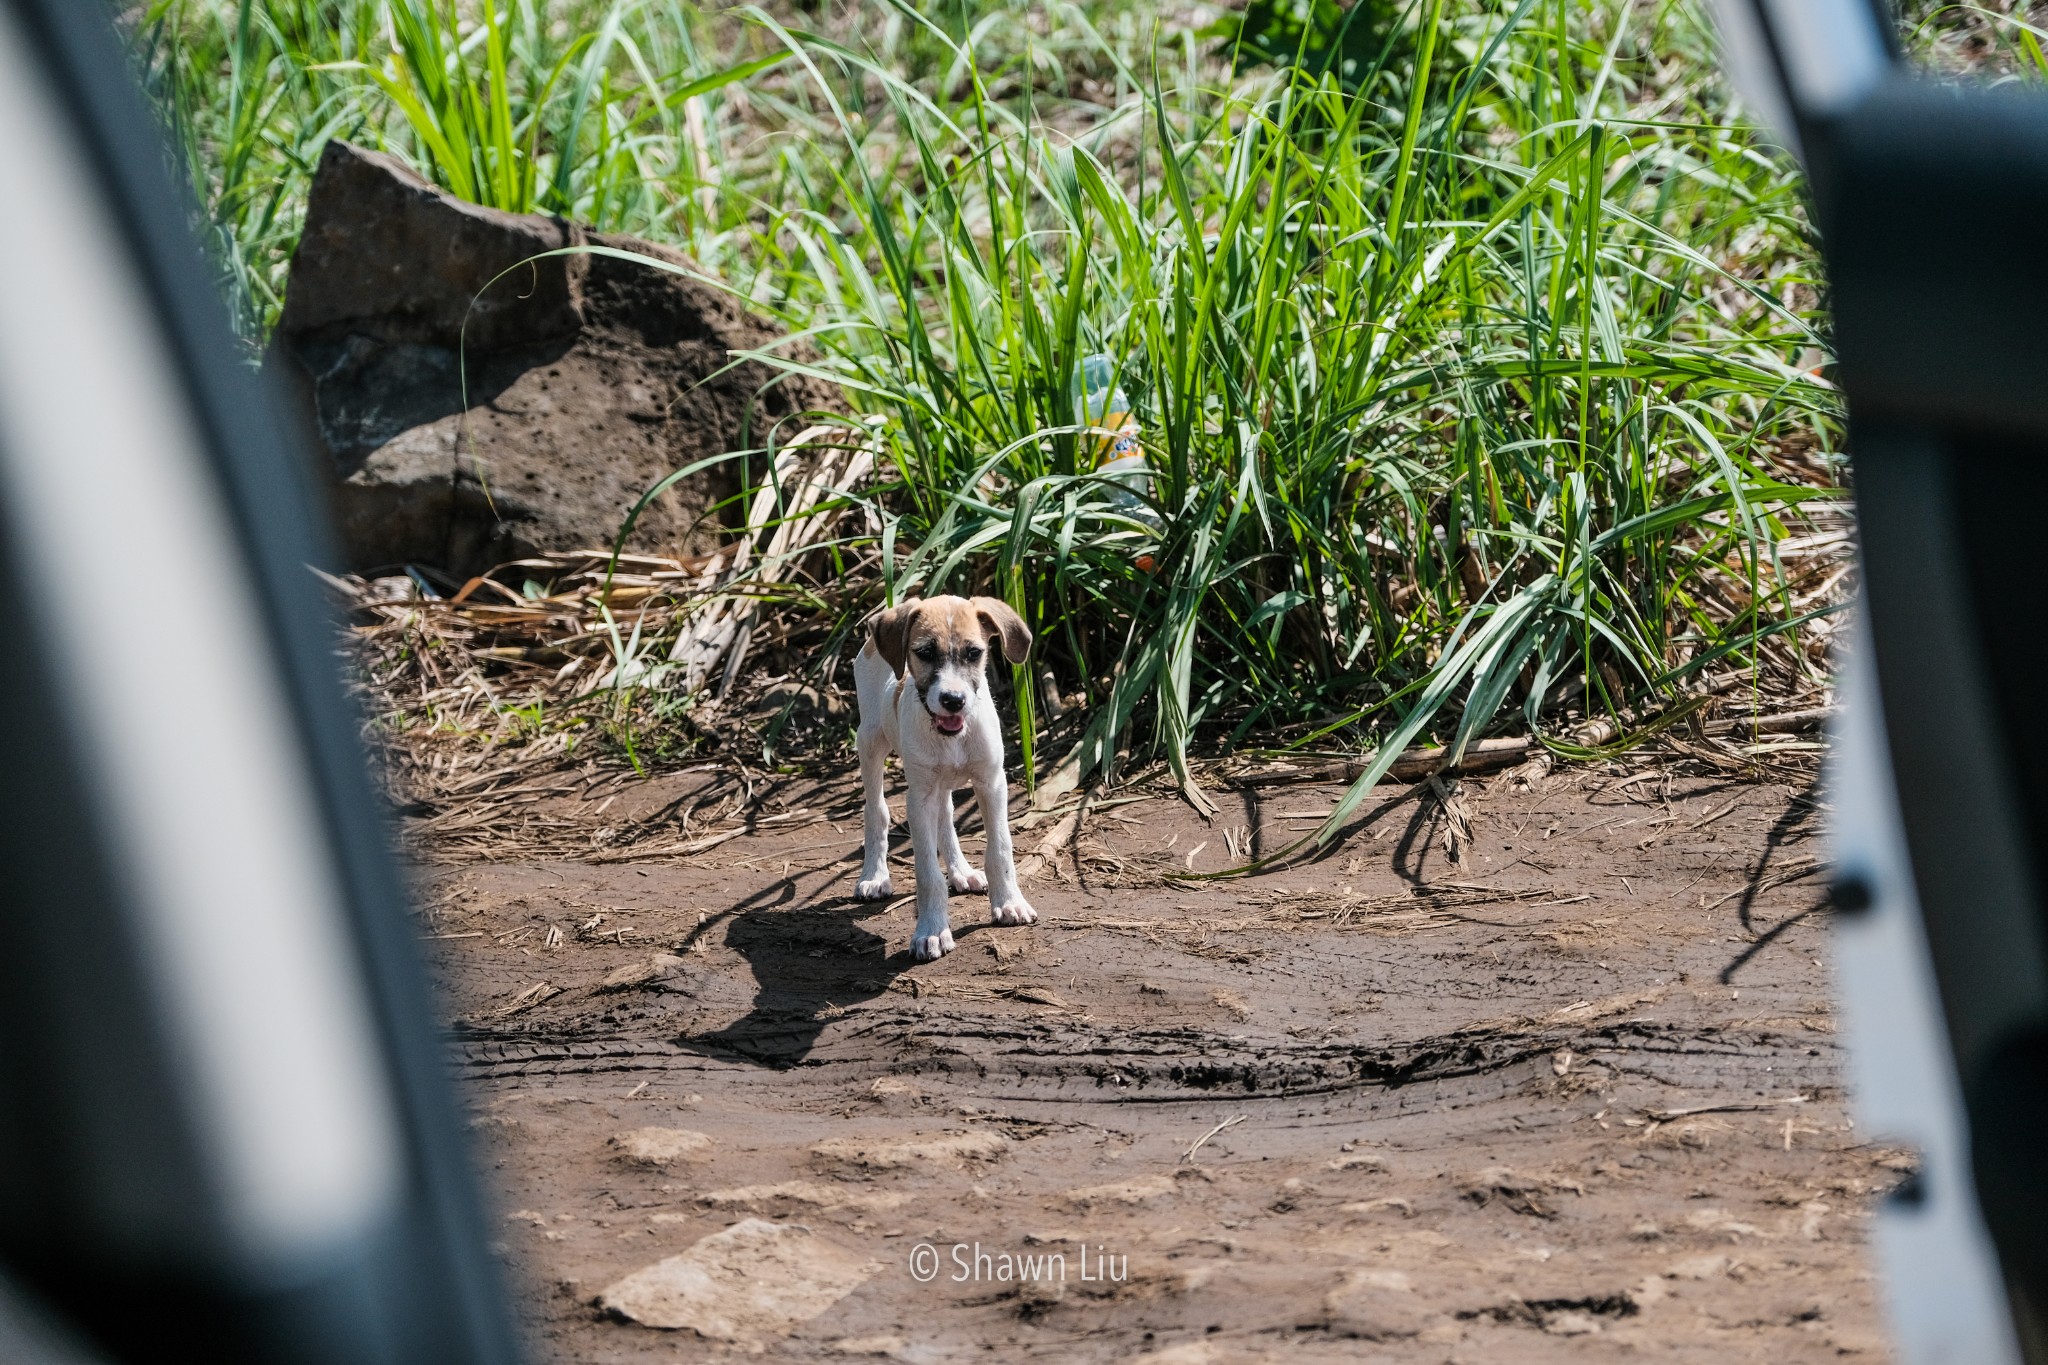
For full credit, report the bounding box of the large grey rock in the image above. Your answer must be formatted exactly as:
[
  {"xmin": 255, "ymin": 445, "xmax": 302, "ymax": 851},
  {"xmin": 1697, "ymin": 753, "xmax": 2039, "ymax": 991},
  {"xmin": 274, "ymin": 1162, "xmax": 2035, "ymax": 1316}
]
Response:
[{"xmin": 272, "ymin": 140, "xmax": 838, "ymax": 577}]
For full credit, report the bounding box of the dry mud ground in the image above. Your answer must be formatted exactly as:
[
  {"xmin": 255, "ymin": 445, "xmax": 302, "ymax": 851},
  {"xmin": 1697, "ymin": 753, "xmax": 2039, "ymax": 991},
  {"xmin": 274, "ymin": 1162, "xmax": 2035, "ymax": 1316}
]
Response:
[{"xmin": 416, "ymin": 760, "xmax": 1901, "ymax": 1362}]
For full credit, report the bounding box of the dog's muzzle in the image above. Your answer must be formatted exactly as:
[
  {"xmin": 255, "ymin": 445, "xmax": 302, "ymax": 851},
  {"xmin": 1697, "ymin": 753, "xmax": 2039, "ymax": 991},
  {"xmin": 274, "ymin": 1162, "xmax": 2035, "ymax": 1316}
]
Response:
[
  {"xmin": 914, "ymin": 677, "xmax": 968, "ymax": 736},
  {"xmin": 929, "ymin": 687, "xmax": 967, "ymax": 736}
]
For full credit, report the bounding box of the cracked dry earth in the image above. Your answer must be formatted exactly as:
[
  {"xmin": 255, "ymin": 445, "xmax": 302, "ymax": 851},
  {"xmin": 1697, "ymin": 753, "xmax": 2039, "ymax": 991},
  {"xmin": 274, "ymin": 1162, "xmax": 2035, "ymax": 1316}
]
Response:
[{"xmin": 418, "ymin": 761, "xmax": 1902, "ymax": 1362}]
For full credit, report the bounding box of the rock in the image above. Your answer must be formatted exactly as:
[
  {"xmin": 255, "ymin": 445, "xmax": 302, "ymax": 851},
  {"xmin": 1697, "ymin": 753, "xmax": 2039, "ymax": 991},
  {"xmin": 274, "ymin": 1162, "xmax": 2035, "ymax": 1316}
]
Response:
[
  {"xmin": 1345, "ymin": 1268, "xmax": 1412, "ymax": 1292},
  {"xmin": 695, "ymin": 1180, "xmax": 908, "ymax": 1213},
  {"xmin": 1458, "ymin": 1165, "xmax": 1559, "ymax": 1219},
  {"xmin": 598, "ymin": 953, "xmax": 686, "ymax": 992},
  {"xmin": 609, "ymin": 1126, "xmax": 714, "ymax": 1167},
  {"xmin": 1666, "ymin": 1253, "xmax": 1730, "ymax": 1280},
  {"xmin": 1325, "ymin": 1153, "xmax": 1387, "ymax": 1172},
  {"xmin": 1544, "ymin": 1310, "xmax": 1603, "ymax": 1336},
  {"xmin": 273, "ymin": 140, "xmax": 838, "ymax": 576},
  {"xmin": 1058, "ymin": 1173, "xmax": 1176, "ymax": 1207},
  {"xmin": 809, "ymin": 1130, "xmax": 1006, "ymax": 1172},
  {"xmin": 1338, "ymin": 1196, "xmax": 1413, "ymax": 1217},
  {"xmin": 1134, "ymin": 1346, "xmax": 1231, "ymax": 1365},
  {"xmin": 746, "ymin": 680, "xmax": 848, "ymax": 719},
  {"xmin": 1324, "ymin": 1268, "xmax": 1429, "ymax": 1341},
  {"xmin": 597, "ymin": 1218, "xmax": 876, "ymax": 1339}
]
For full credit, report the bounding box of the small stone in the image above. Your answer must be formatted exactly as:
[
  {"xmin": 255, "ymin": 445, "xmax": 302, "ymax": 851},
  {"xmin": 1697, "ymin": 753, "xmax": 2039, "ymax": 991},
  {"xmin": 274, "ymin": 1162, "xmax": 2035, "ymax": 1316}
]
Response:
[
  {"xmin": 748, "ymin": 681, "xmax": 847, "ymax": 719},
  {"xmin": 1668, "ymin": 1253, "xmax": 1729, "ymax": 1280},
  {"xmin": 1339, "ymin": 1197, "xmax": 1413, "ymax": 1217},
  {"xmin": 610, "ymin": 1127, "xmax": 715, "ymax": 1167},
  {"xmin": 810, "ymin": 1131, "xmax": 1005, "ymax": 1171},
  {"xmin": 1135, "ymin": 1345, "xmax": 1229, "ymax": 1364},
  {"xmin": 1325, "ymin": 1269, "xmax": 1428, "ymax": 1340},
  {"xmin": 1348, "ymin": 1269, "xmax": 1411, "ymax": 1292},
  {"xmin": 1326, "ymin": 1153, "xmax": 1387, "ymax": 1173},
  {"xmin": 1544, "ymin": 1310, "xmax": 1602, "ymax": 1337},
  {"xmin": 599, "ymin": 953, "xmax": 686, "ymax": 992},
  {"xmin": 695, "ymin": 1181, "xmax": 907, "ymax": 1214},
  {"xmin": 1059, "ymin": 1174, "xmax": 1176, "ymax": 1207}
]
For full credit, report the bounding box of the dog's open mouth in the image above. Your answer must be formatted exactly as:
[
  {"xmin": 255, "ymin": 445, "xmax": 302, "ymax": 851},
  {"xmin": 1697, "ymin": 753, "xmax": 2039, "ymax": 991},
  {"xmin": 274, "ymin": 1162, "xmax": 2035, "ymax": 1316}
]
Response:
[{"xmin": 931, "ymin": 711, "xmax": 965, "ymax": 736}]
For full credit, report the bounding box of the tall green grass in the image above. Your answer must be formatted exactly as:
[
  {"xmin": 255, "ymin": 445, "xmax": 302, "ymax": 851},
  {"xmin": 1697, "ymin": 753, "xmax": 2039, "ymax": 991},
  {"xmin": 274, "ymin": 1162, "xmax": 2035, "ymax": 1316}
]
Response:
[
  {"xmin": 728, "ymin": 0, "xmax": 1841, "ymax": 829},
  {"xmin": 141, "ymin": 1, "xmax": 1846, "ymax": 830},
  {"xmin": 132, "ymin": 0, "xmax": 1145, "ymax": 341},
  {"xmin": 134, "ymin": 0, "xmax": 786, "ymax": 340}
]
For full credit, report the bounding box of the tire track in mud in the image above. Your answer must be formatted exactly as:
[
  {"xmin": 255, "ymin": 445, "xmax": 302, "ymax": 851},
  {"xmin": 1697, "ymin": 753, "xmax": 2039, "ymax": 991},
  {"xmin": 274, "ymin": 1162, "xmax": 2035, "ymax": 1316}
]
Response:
[{"xmin": 454, "ymin": 1011, "xmax": 1839, "ymax": 1105}]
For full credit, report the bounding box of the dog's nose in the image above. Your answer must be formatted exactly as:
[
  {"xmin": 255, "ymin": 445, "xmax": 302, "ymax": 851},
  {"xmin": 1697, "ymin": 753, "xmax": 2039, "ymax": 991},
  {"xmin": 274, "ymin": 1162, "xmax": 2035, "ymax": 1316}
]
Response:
[{"xmin": 939, "ymin": 690, "xmax": 967, "ymax": 713}]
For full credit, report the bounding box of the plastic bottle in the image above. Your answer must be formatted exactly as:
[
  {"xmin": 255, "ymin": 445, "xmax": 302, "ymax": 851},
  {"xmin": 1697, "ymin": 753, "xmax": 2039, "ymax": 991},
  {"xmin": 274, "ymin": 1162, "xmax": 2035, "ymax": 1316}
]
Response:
[{"xmin": 1077, "ymin": 354, "xmax": 1159, "ymax": 531}]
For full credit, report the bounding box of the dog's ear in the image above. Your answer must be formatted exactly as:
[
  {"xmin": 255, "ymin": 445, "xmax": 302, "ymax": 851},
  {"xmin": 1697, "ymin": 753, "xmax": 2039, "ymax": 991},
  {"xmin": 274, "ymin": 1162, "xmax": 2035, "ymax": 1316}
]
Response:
[
  {"xmin": 866, "ymin": 601, "xmax": 920, "ymax": 676},
  {"xmin": 969, "ymin": 597, "xmax": 1032, "ymax": 665}
]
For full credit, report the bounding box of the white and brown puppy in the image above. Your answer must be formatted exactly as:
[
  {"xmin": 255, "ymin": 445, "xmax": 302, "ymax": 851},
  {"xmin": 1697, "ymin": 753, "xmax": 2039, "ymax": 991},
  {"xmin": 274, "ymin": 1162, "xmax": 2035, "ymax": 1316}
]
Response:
[{"xmin": 854, "ymin": 595, "xmax": 1035, "ymax": 961}]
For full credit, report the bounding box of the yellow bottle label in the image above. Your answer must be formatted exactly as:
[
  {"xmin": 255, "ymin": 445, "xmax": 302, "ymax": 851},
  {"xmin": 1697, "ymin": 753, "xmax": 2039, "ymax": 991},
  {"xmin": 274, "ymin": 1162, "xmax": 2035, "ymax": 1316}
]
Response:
[{"xmin": 1089, "ymin": 413, "xmax": 1141, "ymax": 466}]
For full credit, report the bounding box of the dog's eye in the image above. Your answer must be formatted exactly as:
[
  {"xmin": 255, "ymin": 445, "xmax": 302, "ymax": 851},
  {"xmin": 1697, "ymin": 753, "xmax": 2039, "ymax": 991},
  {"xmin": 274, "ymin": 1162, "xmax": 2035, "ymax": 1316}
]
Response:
[
  {"xmin": 914, "ymin": 643, "xmax": 939, "ymax": 662},
  {"xmin": 961, "ymin": 645, "xmax": 983, "ymax": 664}
]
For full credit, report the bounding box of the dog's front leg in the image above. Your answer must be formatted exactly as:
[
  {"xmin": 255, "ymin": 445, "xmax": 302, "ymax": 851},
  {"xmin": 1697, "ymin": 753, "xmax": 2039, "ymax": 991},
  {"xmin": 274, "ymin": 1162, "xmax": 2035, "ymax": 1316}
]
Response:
[
  {"xmin": 855, "ymin": 726, "xmax": 894, "ymax": 901},
  {"xmin": 940, "ymin": 790, "xmax": 988, "ymax": 893},
  {"xmin": 906, "ymin": 775, "xmax": 956, "ymax": 960},
  {"xmin": 974, "ymin": 772, "xmax": 1036, "ymax": 927}
]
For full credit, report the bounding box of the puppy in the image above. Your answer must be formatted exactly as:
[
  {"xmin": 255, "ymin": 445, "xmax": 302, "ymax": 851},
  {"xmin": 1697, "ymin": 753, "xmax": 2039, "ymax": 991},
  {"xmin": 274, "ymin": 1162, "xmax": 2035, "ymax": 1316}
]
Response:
[{"xmin": 853, "ymin": 595, "xmax": 1035, "ymax": 961}]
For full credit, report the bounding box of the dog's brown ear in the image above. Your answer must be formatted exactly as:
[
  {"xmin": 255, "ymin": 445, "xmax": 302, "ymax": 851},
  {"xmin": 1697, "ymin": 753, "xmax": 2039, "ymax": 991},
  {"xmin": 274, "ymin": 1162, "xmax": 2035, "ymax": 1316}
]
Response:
[
  {"xmin": 866, "ymin": 601, "xmax": 920, "ymax": 675},
  {"xmin": 969, "ymin": 597, "xmax": 1032, "ymax": 665}
]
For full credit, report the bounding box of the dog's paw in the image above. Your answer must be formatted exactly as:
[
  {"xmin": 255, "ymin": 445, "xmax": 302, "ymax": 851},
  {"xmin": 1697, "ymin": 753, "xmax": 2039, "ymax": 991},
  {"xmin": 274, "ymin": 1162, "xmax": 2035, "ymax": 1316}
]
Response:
[
  {"xmin": 855, "ymin": 872, "xmax": 895, "ymax": 901},
  {"xmin": 989, "ymin": 896, "xmax": 1037, "ymax": 926},
  {"xmin": 947, "ymin": 864, "xmax": 988, "ymax": 894},
  {"xmin": 912, "ymin": 927, "xmax": 956, "ymax": 961}
]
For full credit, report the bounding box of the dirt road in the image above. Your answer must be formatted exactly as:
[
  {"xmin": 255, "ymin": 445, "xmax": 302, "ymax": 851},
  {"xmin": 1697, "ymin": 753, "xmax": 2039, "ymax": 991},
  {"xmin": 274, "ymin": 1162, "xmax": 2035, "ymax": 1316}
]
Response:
[{"xmin": 414, "ymin": 759, "xmax": 1897, "ymax": 1361}]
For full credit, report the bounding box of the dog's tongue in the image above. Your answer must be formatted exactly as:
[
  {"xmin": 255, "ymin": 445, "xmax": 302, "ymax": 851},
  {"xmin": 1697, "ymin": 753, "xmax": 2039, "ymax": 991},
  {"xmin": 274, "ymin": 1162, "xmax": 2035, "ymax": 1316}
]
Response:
[{"xmin": 933, "ymin": 712, "xmax": 965, "ymax": 735}]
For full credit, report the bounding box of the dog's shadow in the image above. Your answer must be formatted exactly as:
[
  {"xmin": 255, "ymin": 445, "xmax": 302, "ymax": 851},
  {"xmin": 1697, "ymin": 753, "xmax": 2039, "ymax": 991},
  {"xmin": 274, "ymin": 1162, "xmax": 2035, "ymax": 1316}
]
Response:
[{"xmin": 678, "ymin": 844, "xmax": 955, "ymax": 1069}]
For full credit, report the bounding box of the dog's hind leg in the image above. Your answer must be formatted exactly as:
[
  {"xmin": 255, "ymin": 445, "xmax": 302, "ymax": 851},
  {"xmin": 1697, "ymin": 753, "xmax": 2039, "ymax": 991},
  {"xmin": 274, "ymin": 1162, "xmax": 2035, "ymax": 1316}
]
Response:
[
  {"xmin": 974, "ymin": 772, "xmax": 1036, "ymax": 927},
  {"xmin": 907, "ymin": 777, "xmax": 956, "ymax": 960},
  {"xmin": 855, "ymin": 726, "xmax": 894, "ymax": 901},
  {"xmin": 940, "ymin": 789, "xmax": 988, "ymax": 893}
]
